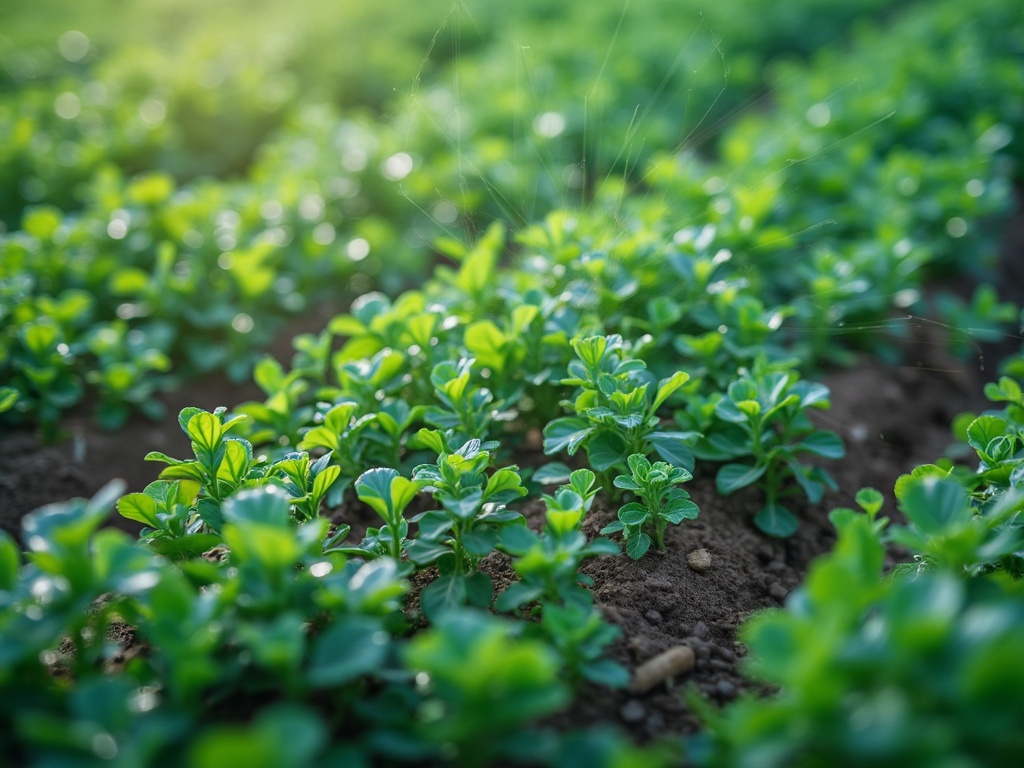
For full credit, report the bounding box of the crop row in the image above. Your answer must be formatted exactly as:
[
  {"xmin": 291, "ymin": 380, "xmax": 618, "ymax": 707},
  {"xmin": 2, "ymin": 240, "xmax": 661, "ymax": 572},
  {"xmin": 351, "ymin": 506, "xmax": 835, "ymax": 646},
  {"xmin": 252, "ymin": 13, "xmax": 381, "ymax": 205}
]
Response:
[
  {"xmin": 6, "ymin": 0, "xmax": 1018, "ymax": 438},
  {"xmin": 2, "ymin": 299, "xmax": 1022, "ymax": 765}
]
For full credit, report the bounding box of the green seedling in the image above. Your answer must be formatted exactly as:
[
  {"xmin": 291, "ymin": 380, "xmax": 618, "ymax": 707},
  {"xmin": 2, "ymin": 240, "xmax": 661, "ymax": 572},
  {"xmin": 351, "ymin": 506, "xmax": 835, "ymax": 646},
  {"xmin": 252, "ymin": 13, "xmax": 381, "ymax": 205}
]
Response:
[
  {"xmin": 409, "ymin": 439, "xmax": 526, "ymax": 617},
  {"xmin": 423, "ymin": 357, "xmax": 513, "ymax": 447},
  {"xmin": 542, "ymin": 468, "xmax": 600, "ymax": 536},
  {"xmin": 144, "ymin": 407, "xmax": 259, "ymax": 533},
  {"xmin": 117, "ymin": 478, "xmax": 219, "ymax": 559},
  {"xmin": 345, "ymin": 466, "xmax": 424, "ymax": 563},
  {"xmin": 707, "ymin": 366, "xmax": 844, "ymax": 537},
  {"xmin": 8, "ymin": 317, "xmax": 83, "ymax": 441},
  {"xmin": 233, "ymin": 355, "xmax": 315, "ymax": 452},
  {"xmin": 403, "ymin": 609, "xmax": 569, "ymax": 766},
  {"xmin": 298, "ymin": 400, "xmax": 379, "ymax": 505},
  {"xmin": 273, "ymin": 450, "xmax": 343, "ymax": 522},
  {"xmin": 543, "ymin": 334, "xmax": 697, "ymax": 487},
  {"xmin": 84, "ymin": 319, "xmax": 172, "ymax": 430},
  {"xmin": 496, "ymin": 524, "xmax": 618, "ymax": 612},
  {"xmin": 601, "ymin": 454, "xmax": 699, "ymax": 559},
  {"xmin": 538, "ymin": 602, "xmax": 630, "ymax": 688}
]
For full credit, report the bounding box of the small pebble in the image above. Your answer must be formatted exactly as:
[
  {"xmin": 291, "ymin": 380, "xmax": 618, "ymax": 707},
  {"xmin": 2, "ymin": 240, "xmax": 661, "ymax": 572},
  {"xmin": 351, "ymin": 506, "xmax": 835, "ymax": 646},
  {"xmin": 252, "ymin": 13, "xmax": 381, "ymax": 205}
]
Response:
[
  {"xmin": 645, "ymin": 609, "xmax": 663, "ymax": 624},
  {"xmin": 629, "ymin": 646, "xmax": 696, "ymax": 693},
  {"xmin": 692, "ymin": 620, "xmax": 709, "ymax": 638},
  {"xmin": 687, "ymin": 548, "xmax": 712, "ymax": 572},
  {"xmin": 709, "ymin": 658, "xmax": 731, "ymax": 672},
  {"xmin": 766, "ymin": 559, "xmax": 787, "ymax": 573},
  {"xmin": 694, "ymin": 643, "xmax": 711, "ymax": 663},
  {"xmin": 620, "ymin": 699, "xmax": 647, "ymax": 723},
  {"xmin": 769, "ymin": 582, "xmax": 789, "ymax": 601}
]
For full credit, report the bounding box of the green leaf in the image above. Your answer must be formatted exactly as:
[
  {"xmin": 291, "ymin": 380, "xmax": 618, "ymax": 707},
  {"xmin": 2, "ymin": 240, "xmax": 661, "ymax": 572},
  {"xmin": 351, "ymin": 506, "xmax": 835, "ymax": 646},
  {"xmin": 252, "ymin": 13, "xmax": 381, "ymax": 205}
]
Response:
[
  {"xmin": 222, "ymin": 486, "xmax": 291, "ymax": 528},
  {"xmin": 855, "ymin": 488, "xmax": 885, "ymax": 516},
  {"xmin": 356, "ymin": 468, "xmax": 420, "ymax": 527},
  {"xmin": 158, "ymin": 462, "xmax": 208, "ymax": 485},
  {"xmin": 117, "ymin": 493, "xmax": 160, "ymax": 528},
  {"xmin": 967, "ymin": 415, "xmax": 1010, "ymax": 458},
  {"xmin": 307, "ymin": 617, "xmax": 388, "ymax": 687},
  {"xmin": 897, "ymin": 475, "xmax": 972, "ymax": 536},
  {"xmin": 464, "ymin": 571, "xmax": 494, "ymax": 608},
  {"xmin": 543, "ymin": 418, "xmax": 594, "ymax": 456},
  {"xmin": 312, "ymin": 465, "xmax": 342, "ymax": 505},
  {"xmin": 754, "ymin": 501, "xmax": 798, "ymax": 538},
  {"xmin": 795, "ymin": 430, "xmax": 846, "ymax": 459},
  {"xmin": 216, "ymin": 439, "xmax": 252, "ymax": 487},
  {"xmin": 495, "ymin": 581, "xmax": 545, "ymax": 612},
  {"xmin": 587, "ymin": 431, "xmax": 627, "ymax": 472},
  {"xmin": 625, "ymin": 532, "xmax": 652, "ymax": 560},
  {"xmin": 532, "ymin": 462, "xmax": 573, "ymax": 485},
  {"xmin": 187, "ymin": 412, "xmax": 224, "ymax": 456},
  {"xmin": 662, "ymin": 497, "xmax": 699, "ymax": 523},
  {"xmin": 407, "ymin": 538, "xmax": 452, "ymax": 567},
  {"xmin": 0, "ymin": 532, "xmax": 20, "ymax": 590},
  {"xmin": 648, "ymin": 432, "xmax": 696, "ymax": 471},
  {"xmin": 581, "ymin": 659, "xmax": 630, "ymax": 688},
  {"xmin": 146, "ymin": 534, "xmax": 223, "ymax": 560},
  {"xmin": 0, "ymin": 387, "xmax": 17, "ymax": 413},
  {"xmin": 420, "ymin": 574, "xmax": 467, "ymax": 619},
  {"xmin": 613, "ymin": 475, "xmax": 641, "ymax": 491},
  {"xmin": 462, "ymin": 529, "xmax": 498, "ymax": 558},
  {"xmin": 484, "ymin": 468, "xmax": 526, "ymax": 502},
  {"xmin": 618, "ymin": 503, "xmax": 650, "ymax": 526},
  {"xmin": 716, "ymin": 463, "xmax": 767, "ymax": 495},
  {"xmin": 498, "ymin": 524, "xmax": 540, "ymax": 555},
  {"xmin": 464, "ymin": 320, "xmax": 509, "ymax": 373},
  {"xmin": 651, "ymin": 371, "xmax": 690, "ymax": 412}
]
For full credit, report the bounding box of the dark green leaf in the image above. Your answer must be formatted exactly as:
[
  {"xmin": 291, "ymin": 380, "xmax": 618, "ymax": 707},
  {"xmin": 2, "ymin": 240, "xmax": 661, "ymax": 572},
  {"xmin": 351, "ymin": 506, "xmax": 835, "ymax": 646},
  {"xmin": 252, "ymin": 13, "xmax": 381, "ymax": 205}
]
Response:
[{"xmin": 716, "ymin": 463, "xmax": 766, "ymax": 495}]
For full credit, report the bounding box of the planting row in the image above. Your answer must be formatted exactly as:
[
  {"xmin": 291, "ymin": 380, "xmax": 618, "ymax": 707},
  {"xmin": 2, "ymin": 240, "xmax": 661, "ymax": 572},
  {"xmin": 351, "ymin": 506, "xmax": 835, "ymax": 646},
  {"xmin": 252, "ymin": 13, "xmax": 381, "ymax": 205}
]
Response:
[
  {"xmin": 5, "ymin": 0, "xmax": 1021, "ymax": 438},
  {"xmin": 2, "ymin": 352, "xmax": 1022, "ymax": 765}
]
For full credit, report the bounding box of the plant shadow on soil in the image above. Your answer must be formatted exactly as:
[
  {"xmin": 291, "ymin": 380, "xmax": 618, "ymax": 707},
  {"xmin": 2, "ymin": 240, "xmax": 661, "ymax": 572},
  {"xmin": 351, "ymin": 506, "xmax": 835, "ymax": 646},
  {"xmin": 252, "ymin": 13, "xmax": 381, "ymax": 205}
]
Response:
[{"xmin": 1, "ymin": 191, "xmax": 1021, "ymax": 742}]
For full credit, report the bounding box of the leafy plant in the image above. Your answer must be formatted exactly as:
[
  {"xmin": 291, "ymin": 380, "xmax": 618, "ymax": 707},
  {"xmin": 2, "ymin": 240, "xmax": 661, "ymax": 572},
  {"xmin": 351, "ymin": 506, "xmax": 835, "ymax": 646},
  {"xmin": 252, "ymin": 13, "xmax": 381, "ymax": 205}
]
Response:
[
  {"xmin": 693, "ymin": 510, "xmax": 1024, "ymax": 768},
  {"xmin": 706, "ymin": 366, "xmax": 844, "ymax": 537},
  {"xmin": 423, "ymin": 357, "xmax": 512, "ymax": 447},
  {"xmin": 601, "ymin": 454, "xmax": 700, "ymax": 559},
  {"xmin": 537, "ymin": 602, "xmax": 630, "ymax": 689},
  {"xmin": 144, "ymin": 407, "xmax": 258, "ymax": 532},
  {"xmin": 409, "ymin": 439, "xmax": 526, "ymax": 617},
  {"xmin": 541, "ymin": 468, "xmax": 601, "ymax": 536},
  {"xmin": 543, "ymin": 334, "xmax": 696, "ymax": 487},
  {"xmin": 403, "ymin": 610, "xmax": 569, "ymax": 765},
  {"xmin": 344, "ymin": 466, "xmax": 424, "ymax": 563}
]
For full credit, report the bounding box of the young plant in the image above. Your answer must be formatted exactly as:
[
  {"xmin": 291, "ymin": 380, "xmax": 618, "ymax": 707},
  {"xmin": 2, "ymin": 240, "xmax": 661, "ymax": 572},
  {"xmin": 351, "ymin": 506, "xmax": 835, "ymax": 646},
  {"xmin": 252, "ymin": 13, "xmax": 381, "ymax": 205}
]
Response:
[
  {"xmin": 708, "ymin": 366, "xmax": 845, "ymax": 537},
  {"xmin": 117, "ymin": 478, "xmax": 218, "ymax": 559},
  {"xmin": 541, "ymin": 468, "xmax": 600, "ymax": 536},
  {"xmin": 233, "ymin": 355, "xmax": 315, "ymax": 452},
  {"xmin": 543, "ymin": 334, "xmax": 696, "ymax": 488},
  {"xmin": 84, "ymin": 319, "xmax": 172, "ymax": 430},
  {"xmin": 273, "ymin": 450, "xmax": 343, "ymax": 522},
  {"xmin": 145, "ymin": 407, "xmax": 260, "ymax": 532},
  {"xmin": 496, "ymin": 523, "xmax": 619, "ymax": 612},
  {"xmin": 402, "ymin": 609, "xmax": 569, "ymax": 766},
  {"xmin": 409, "ymin": 439, "xmax": 527, "ymax": 617},
  {"xmin": 537, "ymin": 602, "xmax": 630, "ymax": 688},
  {"xmin": 423, "ymin": 357, "xmax": 513, "ymax": 447},
  {"xmin": 346, "ymin": 466, "xmax": 424, "ymax": 563},
  {"xmin": 601, "ymin": 454, "xmax": 700, "ymax": 559},
  {"xmin": 297, "ymin": 400, "xmax": 380, "ymax": 505}
]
